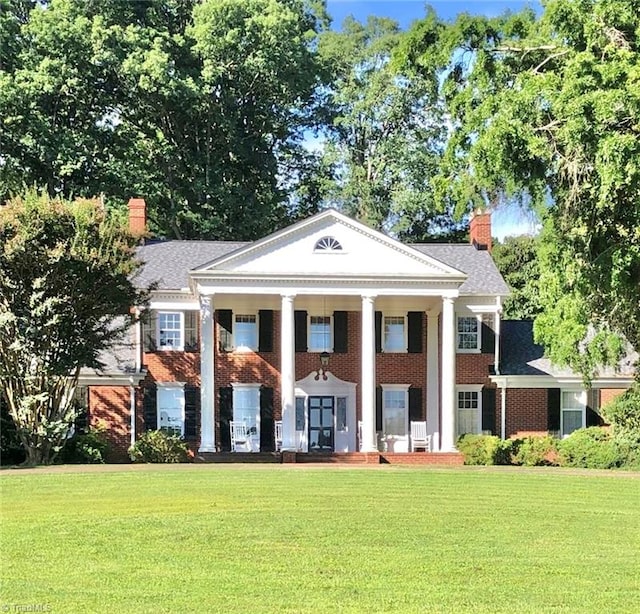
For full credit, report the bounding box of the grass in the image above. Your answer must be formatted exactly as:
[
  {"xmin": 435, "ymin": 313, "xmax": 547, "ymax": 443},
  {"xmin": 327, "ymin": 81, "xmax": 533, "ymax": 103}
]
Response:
[{"xmin": 1, "ymin": 465, "xmax": 639, "ymax": 613}]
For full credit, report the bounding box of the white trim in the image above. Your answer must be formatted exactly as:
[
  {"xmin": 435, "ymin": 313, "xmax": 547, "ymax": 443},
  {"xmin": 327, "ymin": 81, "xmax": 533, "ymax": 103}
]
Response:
[
  {"xmin": 156, "ymin": 311, "xmax": 185, "ymax": 351},
  {"xmin": 129, "ymin": 378, "xmax": 136, "ymax": 448},
  {"xmin": 382, "ymin": 313, "xmax": 408, "ymax": 353},
  {"xmin": 157, "ymin": 384, "xmax": 186, "ymax": 437},
  {"xmin": 490, "ymin": 375, "xmax": 634, "ymax": 388},
  {"xmin": 308, "ymin": 313, "xmax": 333, "ymax": 353},
  {"xmin": 455, "ymin": 384, "xmax": 483, "ymax": 437},
  {"xmin": 232, "ymin": 312, "xmax": 259, "ymax": 352},
  {"xmin": 560, "ymin": 389, "xmax": 587, "ymax": 438},
  {"xmin": 150, "ymin": 299, "xmax": 200, "ymax": 310},
  {"xmin": 380, "ymin": 384, "xmax": 410, "ymax": 452},
  {"xmin": 456, "ymin": 313, "xmax": 482, "ymax": 353}
]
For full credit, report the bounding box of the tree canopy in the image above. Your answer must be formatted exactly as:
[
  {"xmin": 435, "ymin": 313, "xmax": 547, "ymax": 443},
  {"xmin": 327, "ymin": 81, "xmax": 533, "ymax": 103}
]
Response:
[
  {"xmin": 0, "ymin": 0, "xmax": 329, "ymax": 240},
  {"xmin": 401, "ymin": 0, "xmax": 640, "ymax": 378},
  {"xmin": 0, "ymin": 191, "xmax": 148, "ymax": 464}
]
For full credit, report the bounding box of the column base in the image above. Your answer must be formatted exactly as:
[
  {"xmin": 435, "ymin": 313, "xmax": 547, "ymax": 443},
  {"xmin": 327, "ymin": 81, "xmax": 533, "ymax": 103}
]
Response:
[{"xmin": 198, "ymin": 445, "xmax": 216, "ymax": 453}]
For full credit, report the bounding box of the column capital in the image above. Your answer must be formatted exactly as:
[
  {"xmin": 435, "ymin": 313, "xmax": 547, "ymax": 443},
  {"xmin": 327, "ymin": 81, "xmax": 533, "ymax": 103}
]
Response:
[
  {"xmin": 361, "ymin": 293, "xmax": 377, "ymax": 303},
  {"xmin": 442, "ymin": 296, "xmax": 455, "ymax": 306},
  {"xmin": 280, "ymin": 293, "xmax": 296, "ymax": 302},
  {"xmin": 426, "ymin": 308, "xmax": 441, "ymax": 318}
]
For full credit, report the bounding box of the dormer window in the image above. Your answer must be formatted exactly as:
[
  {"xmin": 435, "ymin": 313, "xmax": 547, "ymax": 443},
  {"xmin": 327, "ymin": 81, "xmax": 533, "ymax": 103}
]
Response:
[{"xmin": 314, "ymin": 236, "xmax": 342, "ymax": 252}]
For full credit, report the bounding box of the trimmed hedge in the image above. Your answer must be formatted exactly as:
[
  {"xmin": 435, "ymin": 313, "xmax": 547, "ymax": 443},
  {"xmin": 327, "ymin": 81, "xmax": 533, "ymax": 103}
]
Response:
[
  {"xmin": 512, "ymin": 436, "xmax": 558, "ymax": 467},
  {"xmin": 557, "ymin": 427, "xmax": 620, "ymax": 469},
  {"xmin": 457, "ymin": 434, "xmax": 513, "ymax": 465}
]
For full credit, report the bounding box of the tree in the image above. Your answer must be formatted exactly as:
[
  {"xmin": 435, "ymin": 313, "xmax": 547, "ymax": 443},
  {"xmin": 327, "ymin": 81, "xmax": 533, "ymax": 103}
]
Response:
[
  {"xmin": 0, "ymin": 191, "xmax": 148, "ymax": 465},
  {"xmin": 316, "ymin": 13, "xmax": 446, "ymax": 233},
  {"xmin": 0, "ymin": 0, "xmax": 329, "ymax": 240},
  {"xmin": 401, "ymin": 0, "xmax": 640, "ymax": 378},
  {"xmin": 491, "ymin": 235, "xmax": 543, "ymax": 320}
]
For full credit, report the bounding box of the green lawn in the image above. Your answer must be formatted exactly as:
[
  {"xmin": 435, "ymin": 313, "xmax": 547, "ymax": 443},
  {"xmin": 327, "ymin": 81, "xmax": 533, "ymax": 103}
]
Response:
[{"xmin": 1, "ymin": 465, "xmax": 639, "ymax": 613}]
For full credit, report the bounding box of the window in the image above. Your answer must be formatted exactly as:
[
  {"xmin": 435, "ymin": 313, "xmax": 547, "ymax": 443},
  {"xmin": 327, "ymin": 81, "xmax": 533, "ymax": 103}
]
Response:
[
  {"xmin": 383, "ymin": 316, "xmax": 405, "ymax": 352},
  {"xmin": 382, "ymin": 387, "xmax": 408, "ymax": 436},
  {"xmin": 158, "ymin": 312, "xmax": 183, "ymax": 350},
  {"xmin": 457, "ymin": 315, "xmax": 480, "ymax": 351},
  {"xmin": 314, "ymin": 236, "xmax": 342, "ymax": 251},
  {"xmin": 295, "ymin": 397, "xmax": 306, "ymax": 431},
  {"xmin": 233, "ymin": 385, "xmax": 260, "ymax": 438},
  {"xmin": 561, "ymin": 391, "xmax": 586, "ymax": 437},
  {"xmin": 457, "ymin": 388, "xmax": 481, "ymax": 436},
  {"xmin": 234, "ymin": 314, "xmax": 257, "ymax": 350},
  {"xmin": 309, "ymin": 315, "xmax": 332, "ymax": 352},
  {"xmin": 336, "ymin": 397, "xmax": 347, "ymax": 432},
  {"xmin": 158, "ymin": 386, "xmax": 184, "ymax": 436}
]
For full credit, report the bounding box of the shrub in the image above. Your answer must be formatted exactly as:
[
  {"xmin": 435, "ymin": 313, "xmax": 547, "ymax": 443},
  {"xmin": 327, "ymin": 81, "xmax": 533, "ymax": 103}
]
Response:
[
  {"xmin": 128, "ymin": 430, "xmax": 190, "ymax": 463},
  {"xmin": 58, "ymin": 425, "xmax": 110, "ymax": 464},
  {"xmin": 456, "ymin": 434, "xmax": 513, "ymax": 465},
  {"xmin": 601, "ymin": 384, "xmax": 640, "ymax": 433},
  {"xmin": 557, "ymin": 427, "xmax": 620, "ymax": 469},
  {"xmin": 512, "ymin": 436, "xmax": 558, "ymax": 466}
]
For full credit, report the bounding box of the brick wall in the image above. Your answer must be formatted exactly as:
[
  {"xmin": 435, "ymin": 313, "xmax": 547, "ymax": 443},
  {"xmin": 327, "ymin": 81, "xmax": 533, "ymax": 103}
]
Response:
[
  {"xmin": 503, "ymin": 388, "xmax": 548, "ymax": 438},
  {"xmin": 89, "ymin": 386, "xmax": 131, "ymax": 462},
  {"xmin": 600, "ymin": 388, "xmax": 626, "ymax": 408}
]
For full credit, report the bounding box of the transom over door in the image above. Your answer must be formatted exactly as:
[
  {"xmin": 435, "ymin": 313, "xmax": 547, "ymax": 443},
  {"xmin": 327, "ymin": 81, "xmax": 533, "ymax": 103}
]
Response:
[{"xmin": 308, "ymin": 396, "xmax": 334, "ymax": 452}]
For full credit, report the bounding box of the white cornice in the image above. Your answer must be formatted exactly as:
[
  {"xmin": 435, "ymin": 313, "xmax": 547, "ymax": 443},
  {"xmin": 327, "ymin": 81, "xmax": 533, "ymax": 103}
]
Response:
[{"xmin": 490, "ymin": 375, "xmax": 634, "ymax": 389}]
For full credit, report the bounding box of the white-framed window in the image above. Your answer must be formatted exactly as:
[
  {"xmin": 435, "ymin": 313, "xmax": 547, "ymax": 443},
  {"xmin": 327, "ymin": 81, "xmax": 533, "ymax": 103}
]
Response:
[
  {"xmin": 336, "ymin": 397, "xmax": 347, "ymax": 432},
  {"xmin": 309, "ymin": 315, "xmax": 332, "ymax": 352},
  {"xmin": 234, "ymin": 314, "xmax": 258, "ymax": 350},
  {"xmin": 158, "ymin": 312, "xmax": 184, "ymax": 350},
  {"xmin": 456, "ymin": 386, "xmax": 482, "ymax": 437},
  {"xmin": 158, "ymin": 385, "xmax": 185, "ymax": 436},
  {"xmin": 232, "ymin": 384, "xmax": 261, "ymax": 438},
  {"xmin": 383, "ymin": 315, "xmax": 406, "ymax": 352},
  {"xmin": 381, "ymin": 385, "xmax": 409, "ymax": 437},
  {"xmin": 561, "ymin": 390, "xmax": 586, "ymax": 437},
  {"xmin": 457, "ymin": 315, "xmax": 481, "ymax": 352}
]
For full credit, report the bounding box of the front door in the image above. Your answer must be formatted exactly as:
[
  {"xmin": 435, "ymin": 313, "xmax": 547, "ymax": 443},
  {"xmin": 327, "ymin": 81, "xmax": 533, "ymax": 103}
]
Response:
[{"xmin": 308, "ymin": 396, "xmax": 334, "ymax": 452}]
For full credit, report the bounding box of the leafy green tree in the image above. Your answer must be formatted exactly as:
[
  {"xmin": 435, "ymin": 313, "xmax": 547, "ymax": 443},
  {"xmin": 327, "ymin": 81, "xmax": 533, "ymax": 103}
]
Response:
[
  {"xmin": 0, "ymin": 191, "xmax": 148, "ymax": 465},
  {"xmin": 401, "ymin": 0, "xmax": 640, "ymax": 378},
  {"xmin": 317, "ymin": 13, "xmax": 445, "ymax": 233},
  {"xmin": 0, "ymin": 0, "xmax": 328, "ymax": 240},
  {"xmin": 492, "ymin": 235, "xmax": 543, "ymax": 320}
]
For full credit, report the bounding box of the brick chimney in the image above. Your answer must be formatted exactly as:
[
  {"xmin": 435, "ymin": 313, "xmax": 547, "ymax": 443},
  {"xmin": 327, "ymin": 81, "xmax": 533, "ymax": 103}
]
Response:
[
  {"xmin": 469, "ymin": 210, "xmax": 492, "ymax": 252},
  {"xmin": 128, "ymin": 198, "xmax": 147, "ymax": 236}
]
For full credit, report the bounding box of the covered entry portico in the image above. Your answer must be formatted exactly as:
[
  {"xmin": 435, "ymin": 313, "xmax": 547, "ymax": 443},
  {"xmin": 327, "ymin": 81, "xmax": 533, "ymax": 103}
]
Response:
[{"xmin": 190, "ymin": 210, "xmax": 468, "ymax": 455}]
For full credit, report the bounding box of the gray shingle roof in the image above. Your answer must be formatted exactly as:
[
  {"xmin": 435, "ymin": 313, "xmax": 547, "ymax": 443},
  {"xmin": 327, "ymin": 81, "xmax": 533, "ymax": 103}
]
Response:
[
  {"xmin": 411, "ymin": 244, "xmax": 509, "ymax": 295},
  {"xmin": 500, "ymin": 320, "xmax": 637, "ymax": 378},
  {"xmin": 134, "ymin": 238, "xmax": 509, "ymax": 296},
  {"xmin": 135, "ymin": 240, "xmax": 248, "ymax": 290}
]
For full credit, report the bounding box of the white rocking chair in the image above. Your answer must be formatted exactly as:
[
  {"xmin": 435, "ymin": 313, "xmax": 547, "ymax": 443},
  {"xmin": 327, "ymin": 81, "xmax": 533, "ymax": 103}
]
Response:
[
  {"xmin": 230, "ymin": 421, "xmax": 250, "ymax": 452},
  {"xmin": 274, "ymin": 420, "xmax": 283, "ymax": 452},
  {"xmin": 410, "ymin": 421, "xmax": 431, "ymax": 452}
]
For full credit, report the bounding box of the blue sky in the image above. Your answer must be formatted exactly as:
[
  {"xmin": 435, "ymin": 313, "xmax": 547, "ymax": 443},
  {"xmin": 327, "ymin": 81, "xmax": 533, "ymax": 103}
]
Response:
[
  {"xmin": 327, "ymin": 0, "xmax": 542, "ymax": 29},
  {"xmin": 325, "ymin": 1, "xmax": 543, "ymax": 239}
]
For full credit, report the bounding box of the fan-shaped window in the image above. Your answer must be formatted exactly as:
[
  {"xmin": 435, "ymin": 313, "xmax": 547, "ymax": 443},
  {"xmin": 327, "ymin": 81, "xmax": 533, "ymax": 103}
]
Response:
[{"xmin": 314, "ymin": 236, "xmax": 343, "ymax": 252}]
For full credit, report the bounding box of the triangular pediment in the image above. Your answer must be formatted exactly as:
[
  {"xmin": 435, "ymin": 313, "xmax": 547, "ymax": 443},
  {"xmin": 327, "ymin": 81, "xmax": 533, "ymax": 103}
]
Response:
[{"xmin": 193, "ymin": 209, "xmax": 465, "ymax": 279}]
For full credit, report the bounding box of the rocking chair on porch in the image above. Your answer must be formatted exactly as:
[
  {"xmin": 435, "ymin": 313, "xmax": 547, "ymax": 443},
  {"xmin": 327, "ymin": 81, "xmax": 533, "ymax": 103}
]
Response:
[
  {"xmin": 274, "ymin": 420, "xmax": 283, "ymax": 452},
  {"xmin": 410, "ymin": 421, "xmax": 431, "ymax": 452},
  {"xmin": 230, "ymin": 421, "xmax": 251, "ymax": 452}
]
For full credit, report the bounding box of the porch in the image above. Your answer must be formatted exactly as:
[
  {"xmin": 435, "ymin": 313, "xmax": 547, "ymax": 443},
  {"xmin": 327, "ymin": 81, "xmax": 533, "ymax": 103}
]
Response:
[{"xmin": 196, "ymin": 451, "xmax": 464, "ymax": 465}]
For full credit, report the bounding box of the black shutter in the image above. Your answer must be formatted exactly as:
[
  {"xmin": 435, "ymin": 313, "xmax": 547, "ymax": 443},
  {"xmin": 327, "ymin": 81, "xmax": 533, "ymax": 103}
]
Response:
[
  {"xmin": 547, "ymin": 388, "xmax": 561, "ymax": 431},
  {"xmin": 482, "ymin": 387, "xmax": 496, "ymax": 435},
  {"xmin": 219, "ymin": 387, "xmax": 233, "ymax": 452},
  {"xmin": 184, "ymin": 311, "xmax": 199, "ymax": 351},
  {"xmin": 295, "ymin": 310, "xmax": 307, "ymax": 352},
  {"xmin": 481, "ymin": 314, "xmax": 496, "ymax": 354},
  {"xmin": 184, "ymin": 385, "xmax": 199, "ymax": 439},
  {"xmin": 333, "ymin": 311, "xmax": 348, "ymax": 353},
  {"xmin": 260, "ymin": 387, "xmax": 275, "ymax": 452},
  {"xmin": 586, "ymin": 389, "xmax": 602, "ymax": 427},
  {"xmin": 143, "ymin": 385, "xmax": 157, "ymax": 431},
  {"xmin": 258, "ymin": 310, "xmax": 273, "ymax": 353},
  {"xmin": 376, "ymin": 386, "xmax": 383, "ymax": 432},
  {"xmin": 218, "ymin": 309, "xmax": 233, "ymax": 351},
  {"xmin": 408, "ymin": 312, "xmax": 423, "ymax": 353},
  {"xmin": 143, "ymin": 311, "xmax": 157, "ymax": 352},
  {"xmin": 375, "ymin": 311, "xmax": 382, "ymax": 353},
  {"xmin": 409, "ymin": 387, "xmax": 423, "ymax": 423}
]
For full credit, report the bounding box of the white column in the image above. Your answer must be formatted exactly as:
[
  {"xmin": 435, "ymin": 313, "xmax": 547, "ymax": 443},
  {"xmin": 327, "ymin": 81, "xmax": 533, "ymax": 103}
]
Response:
[
  {"xmin": 440, "ymin": 296, "xmax": 456, "ymax": 452},
  {"xmin": 426, "ymin": 309, "xmax": 440, "ymax": 451},
  {"xmin": 199, "ymin": 295, "xmax": 216, "ymax": 452},
  {"xmin": 281, "ymin": 293, "xmax": 297, "ymax": 451},
  {"xmin": 360, "ymin": 294, "xmax": 377, "ymax": 452}
]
